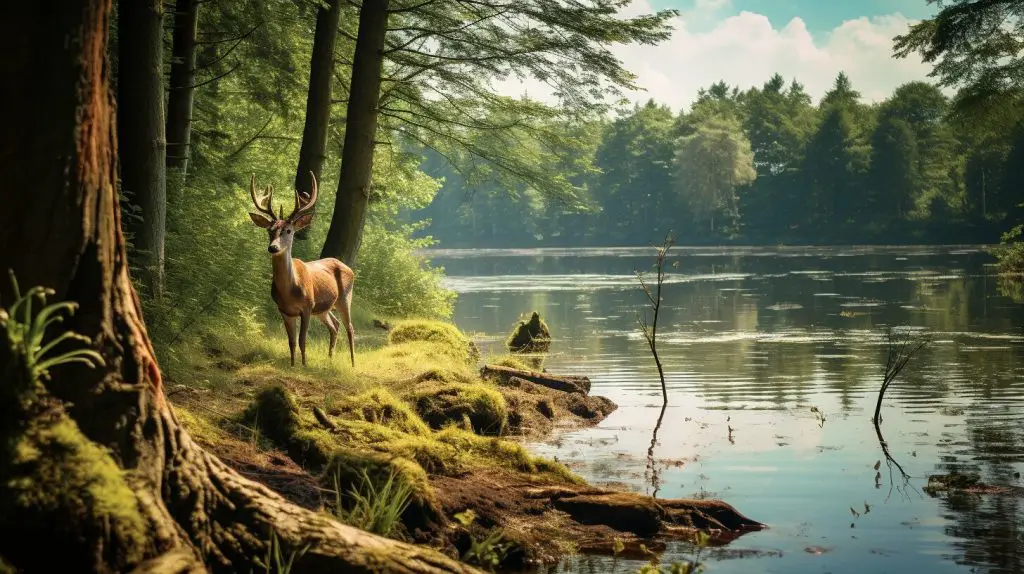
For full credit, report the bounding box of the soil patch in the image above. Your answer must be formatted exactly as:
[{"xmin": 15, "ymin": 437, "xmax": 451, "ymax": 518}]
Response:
[{"xmin": 433, "ymin": 468, "xmax": 764, "ymax": 567}]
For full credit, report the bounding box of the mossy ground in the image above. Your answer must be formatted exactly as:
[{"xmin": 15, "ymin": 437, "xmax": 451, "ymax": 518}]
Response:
[{"xmin": 165, "ymin": 314, "xmax": 593, "ymax": 563}]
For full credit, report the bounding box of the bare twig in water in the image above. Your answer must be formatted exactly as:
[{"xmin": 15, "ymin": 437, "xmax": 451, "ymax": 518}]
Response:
[
  {"xmin": 636, "ymin": 234, "xmax": 674, "ymax": 499},
  {"xmin": 636, "ymin": 234, "xmax": 675, "ymax": 406},
  {"xmin": 873, "ymin": 327, "xmax": 930, "ymax": 426}
]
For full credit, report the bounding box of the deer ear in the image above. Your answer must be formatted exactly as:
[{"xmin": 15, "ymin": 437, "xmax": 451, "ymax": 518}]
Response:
[
  {"xmin": 292, "ymin": 213, "xmax": 314, "ymax": 230},
  {"xmin": 249, "ymin": 213, "xmax": 273, "ymax": 228}
]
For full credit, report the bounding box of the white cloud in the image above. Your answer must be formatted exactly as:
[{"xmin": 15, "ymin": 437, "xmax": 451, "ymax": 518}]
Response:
[{"xmin": 496, "ymin": 1, "xmax": 947, "ymax": 113}]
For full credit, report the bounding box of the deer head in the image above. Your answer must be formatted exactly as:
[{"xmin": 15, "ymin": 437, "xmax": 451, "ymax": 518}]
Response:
[{"xmin": 248, "ymin": 171, "xmax": 318, "ymax": 255}]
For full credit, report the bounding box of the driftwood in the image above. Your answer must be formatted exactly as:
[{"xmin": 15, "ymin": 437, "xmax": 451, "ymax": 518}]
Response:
[{"xmin": 481, "ymin": 364, "xmax": 591, "ymax": 395}]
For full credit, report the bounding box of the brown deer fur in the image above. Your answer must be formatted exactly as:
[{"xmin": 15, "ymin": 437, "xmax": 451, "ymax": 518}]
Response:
[{"xmin": 249, "ymin": 172, "xmax": 356, "ymax": 367}]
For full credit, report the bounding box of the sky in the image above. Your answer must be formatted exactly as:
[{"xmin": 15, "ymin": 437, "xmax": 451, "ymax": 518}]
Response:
[{"xmin": 497, "ymin": 0, "xmax": 947, "ymax": 112}]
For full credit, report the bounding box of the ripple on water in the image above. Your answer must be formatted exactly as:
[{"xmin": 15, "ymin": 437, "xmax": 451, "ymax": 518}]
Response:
[{"xmin": 437, "ymin": 245, "xmax": 1024, "ymax": 574}]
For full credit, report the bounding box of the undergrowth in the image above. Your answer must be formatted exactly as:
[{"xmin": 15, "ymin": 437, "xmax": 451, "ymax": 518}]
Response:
[{"xmin": 332, "ymin": 466, "xmax": 415, "ymax": 539}]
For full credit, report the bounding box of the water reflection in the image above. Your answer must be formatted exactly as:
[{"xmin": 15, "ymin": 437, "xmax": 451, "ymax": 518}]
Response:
[{"xmin": 426, "ymin": 245, "xmax": 1024, "ymax": 573}]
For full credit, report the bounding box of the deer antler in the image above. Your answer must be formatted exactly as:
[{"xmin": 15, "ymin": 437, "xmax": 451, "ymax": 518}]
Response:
[
  {"xmin": 287, "ymin": 171, "xmax": 319, "ymax": 222},
  {"xmin": 250, "ymin": 174, "xmax": 277, "ymax": 221}
]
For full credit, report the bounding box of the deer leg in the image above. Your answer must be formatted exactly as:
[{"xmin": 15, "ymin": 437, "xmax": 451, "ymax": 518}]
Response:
[
  {"xmin": 282, "ymin": 314, "xmax": 297, "ymax": 367},
  {"xmin": 317, "ymin": 312, "xmax": 339, "ymax": 358},
  {"xmin": 299, "ymin": 312, "xmax": 311, "ymax": 366},
  {"xmin": 336, "ymin": 289, "xmax": 355, "ymax": 368}
]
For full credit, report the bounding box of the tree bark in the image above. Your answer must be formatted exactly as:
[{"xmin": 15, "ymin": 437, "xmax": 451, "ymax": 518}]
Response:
[
  {"xmin": 0, "ymin": 2, "xmax": 477, "ymax": 573},
  {"xmin": 166, "ymin": 0, "xmax": 199, "ymax": 178},
  {"xmin": 118, "ymin": 0, "xmax": 167, "ymax": 298},
  {"xmin": 295, "ymin": 0, "xmax": 342, "ymax": 241},
  {"xmin": 320, "ymin": 0, "xmax": 389, "ymax": 265}
]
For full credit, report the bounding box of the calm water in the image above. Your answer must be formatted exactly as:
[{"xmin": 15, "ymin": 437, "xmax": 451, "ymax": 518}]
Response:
[{"xmin": 424, "ymin": 245, "xmax": 1024, "ymax": 574}]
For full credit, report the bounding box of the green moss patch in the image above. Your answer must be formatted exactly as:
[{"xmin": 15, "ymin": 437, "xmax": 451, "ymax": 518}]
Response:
[
  {"xmin": 388, "ymin": 320, "xmax": 476, "ymax": 363},
  {"xmin": 337, "ymin": 388, "xmax": 430, "ymax": 436},
  {"xmin": 408, "ymin": 382, "xmax": 508, "ymax": 436},
  {"xmin": 506, "ymin": 312, "xmax": 551, "ymax": 354},
  {"xmin": 241, "ymin": 384, "xmax": 298, "ymax": 446},
  {"xmin": 3, "ymin": 417, "xmax": 147, "ymax": 568},
  {"xmin": 435, "ymin": 427, "xmax": 581, "ymax": 484}
]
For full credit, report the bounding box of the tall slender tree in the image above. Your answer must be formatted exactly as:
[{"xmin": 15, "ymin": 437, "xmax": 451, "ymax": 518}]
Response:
[
  {"xmin": 321, "ymin": 0, "xmax": 390, "ymax": 265},
  {"xmin": 869, "ymin": 116, "xmax": 919, "ymax": 222},
  {"xmin": 0, "ymin": 1, "xmax": 479, "ymax": 571},
  {"xmin": 294, "ymin": 0, "xmax": 343, "ymax": 240},
  {"xmin": 118, "ymin": 0, "xmax": 167, "ymax": 297},
  {"xmin": 166, "ymin": 0, "xmax": 199, "ymax": 177}
]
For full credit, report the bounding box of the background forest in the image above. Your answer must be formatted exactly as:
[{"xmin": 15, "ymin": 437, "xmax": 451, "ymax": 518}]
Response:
[{"xmin": 419, "ymin": 74, "xmax": 1024, "ymax": 248}]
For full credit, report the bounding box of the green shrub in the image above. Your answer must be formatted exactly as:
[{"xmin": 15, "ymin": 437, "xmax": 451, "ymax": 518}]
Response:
[{"xmin": 995, "ymin": 223, "xmax": 1024, "ymax": 275}]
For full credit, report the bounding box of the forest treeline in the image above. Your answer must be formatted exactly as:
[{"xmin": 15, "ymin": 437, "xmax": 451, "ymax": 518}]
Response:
[{"xmin": 417, "ymin": 72, "xmax": 1024, "ymax": 248}]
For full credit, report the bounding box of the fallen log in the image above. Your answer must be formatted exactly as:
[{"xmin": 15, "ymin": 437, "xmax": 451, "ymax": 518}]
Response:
[{"xmin": 481, "ymin": 364, "xmax": 591, "ymax": 395}]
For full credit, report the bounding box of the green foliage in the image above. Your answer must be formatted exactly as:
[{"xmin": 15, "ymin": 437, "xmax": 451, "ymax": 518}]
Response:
[
  {"xmin": 893, "ymin": 0, "xmax": 1024, "ymax": 120},
  {"xmin": 381, "ymin": 0, "xmax": 676, "ymax": 207},
  {"xmin": 994, "ymin": 223, "xmax": 1024, "ymax": 275},
  {"xmin": 1, "ymin": 271, "xmax": 105, "ymax": 385},
  {"xmin": 354, "ymin": 222, "xmax": 455, "ymax": 319},
  {"xmin": 253, "ymin": 529, "xmax": 308, "ymax": 574},
  {"xmin": 869, "ymin": 116, "xmax": 919, "ymax": 224},
  {"xmin": 454, "ymin": 509, "xmax": 515, "ymax": 571},
  {"xmin": 330, "ymin": 459, "xmax": 418, "ymax": 539},
  {"xmin": 674, "ymin": 113, "xmax": 757, "ymax": 235},
  {"xmin": 415, "ymin": 70, "xmax": 1008, "ymax": 248}
]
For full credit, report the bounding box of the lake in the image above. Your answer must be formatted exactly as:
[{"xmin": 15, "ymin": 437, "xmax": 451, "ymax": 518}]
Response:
[{"xmin": 424, "ymin": 245, "xmax": 1024, "ymax": 574}]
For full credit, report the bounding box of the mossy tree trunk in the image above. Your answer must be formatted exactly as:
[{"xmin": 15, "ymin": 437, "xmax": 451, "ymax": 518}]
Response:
[
  {"xmin": 320, "ymin": 0, "xmax": 389, "ymax": 266},
  {"xmin": 0, "ymin": 2, "xmax": 476, "ymax": 572}
]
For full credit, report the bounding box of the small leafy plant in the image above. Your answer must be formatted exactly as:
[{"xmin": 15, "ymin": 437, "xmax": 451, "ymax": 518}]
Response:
[
  {"xmin": 454, "ymin": 509, "xmax": 514, "ymax": 571},
  {"xmin": 333, "ymin": 467, "xmax": 414, "ymax": 538},
  {"xmin": 1, "ymin": 270, "xmax": 104, "ymax": 383},
  {"xmin": 252, "ymin": 529, "xmax": 308, "ymax": 574}
]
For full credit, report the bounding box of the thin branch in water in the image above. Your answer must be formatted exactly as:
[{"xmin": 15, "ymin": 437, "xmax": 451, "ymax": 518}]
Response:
[
  {"xmin": 873, "ymin": 327, "xmax": 930, "ymax": 426},
  {"xmin": 635, "ymin": 233, "xmax": 674, "ymax": 406}
]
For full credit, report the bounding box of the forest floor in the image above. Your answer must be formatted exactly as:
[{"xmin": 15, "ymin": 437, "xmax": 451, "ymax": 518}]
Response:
[{"xmin": 163, "ymin": 315, "xmax": 764, "ymax": 571}]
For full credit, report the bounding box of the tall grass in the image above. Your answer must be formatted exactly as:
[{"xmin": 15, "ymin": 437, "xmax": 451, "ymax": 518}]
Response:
[{"xmin": 332, "ymin": 467, "xmax": 414, "ymax": 539}]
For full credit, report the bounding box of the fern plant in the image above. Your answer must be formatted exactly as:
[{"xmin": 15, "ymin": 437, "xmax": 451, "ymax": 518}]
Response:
[{"xmin": 1, "ymin": 270, "xmax": 104, "ymax": 383}]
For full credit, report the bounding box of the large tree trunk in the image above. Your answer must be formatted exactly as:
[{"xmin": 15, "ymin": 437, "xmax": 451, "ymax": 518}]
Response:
[
  {"xmin": 295, "ymin": 0, "xmax": 342, "ymax": 241},
  {"xmin": 118, "ymin": 0, "xmax": 167, "ymax": 298},
  {"xmin": 166, "ymin": 0, "xmax": 199, "ymax": 178},
  {"xmin": 0, "ymin": 2, "xmax": 476, "ymax": 572},
  {"xmin": 320, "ymin": 0, "xmax": 389, "ymax": 265}
]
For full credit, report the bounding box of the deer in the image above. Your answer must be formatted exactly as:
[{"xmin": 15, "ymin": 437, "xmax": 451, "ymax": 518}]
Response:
[{"xmin": 247, "ymin": 171, "xmax": 356, "ymax": 368}]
